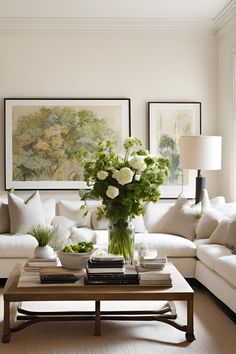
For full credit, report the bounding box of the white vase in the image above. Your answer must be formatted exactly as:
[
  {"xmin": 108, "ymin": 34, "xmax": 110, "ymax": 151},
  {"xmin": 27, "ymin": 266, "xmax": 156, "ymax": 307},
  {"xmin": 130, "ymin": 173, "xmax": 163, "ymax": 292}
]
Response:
[{"xmin": 34, "ymin": 245, "xmax": 54, "ymax": 259}]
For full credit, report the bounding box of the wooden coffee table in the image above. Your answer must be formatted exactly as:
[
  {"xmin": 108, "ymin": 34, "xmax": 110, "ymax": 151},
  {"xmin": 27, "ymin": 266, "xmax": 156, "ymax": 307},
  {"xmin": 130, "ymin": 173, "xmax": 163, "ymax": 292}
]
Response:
[{"xmin": 2, "ymin": 263, "xmax": 195, "ymax": 343}]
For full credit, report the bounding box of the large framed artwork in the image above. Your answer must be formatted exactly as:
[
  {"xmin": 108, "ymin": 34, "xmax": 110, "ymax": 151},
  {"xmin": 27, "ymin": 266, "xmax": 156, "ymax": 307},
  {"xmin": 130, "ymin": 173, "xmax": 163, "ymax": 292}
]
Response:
[
  {"xmin": 148, "ymin": 102, "xmax": 201, "ymax": 199},
  {"xmin": 5, "ymin": 98, "xmax": 131, "ymax": 190}
]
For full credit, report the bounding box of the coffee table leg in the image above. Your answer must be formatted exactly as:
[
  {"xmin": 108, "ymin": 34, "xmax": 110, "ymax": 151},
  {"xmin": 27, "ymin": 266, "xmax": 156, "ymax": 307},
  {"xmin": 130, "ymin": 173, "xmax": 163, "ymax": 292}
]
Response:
[
  {"xmin": 186, "ymin": 298, "xmax": 195, "ymax": 342},
  {"xmin": 95, "ymin": 301, "xmax": 101, "ymax": 336},
  {"xmin": 2, "ymin": 300, "xmax": 11, "ymax": 343}
]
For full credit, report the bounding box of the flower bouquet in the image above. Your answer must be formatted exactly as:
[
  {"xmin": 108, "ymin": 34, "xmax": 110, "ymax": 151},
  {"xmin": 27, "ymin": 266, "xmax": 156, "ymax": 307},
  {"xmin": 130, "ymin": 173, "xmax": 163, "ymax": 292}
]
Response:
[{"xmin": 81, "ymin": 137, "xmax": 169, "ymax": 260}]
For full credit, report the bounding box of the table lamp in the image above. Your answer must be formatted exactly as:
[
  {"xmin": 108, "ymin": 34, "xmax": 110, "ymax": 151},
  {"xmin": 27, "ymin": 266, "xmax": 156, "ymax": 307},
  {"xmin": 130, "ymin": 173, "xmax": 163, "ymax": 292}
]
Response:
[{"xmin": 179, "ymin": 136, "xmax": 222, "ymax": 203}]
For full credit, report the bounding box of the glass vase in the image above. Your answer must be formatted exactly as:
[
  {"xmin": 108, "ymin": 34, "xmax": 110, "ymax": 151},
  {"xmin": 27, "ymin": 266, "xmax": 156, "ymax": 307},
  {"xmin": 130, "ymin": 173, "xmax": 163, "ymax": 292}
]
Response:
[{"xmin": 108, "ymin": 220, "xmax": 135, "ymax": 262}]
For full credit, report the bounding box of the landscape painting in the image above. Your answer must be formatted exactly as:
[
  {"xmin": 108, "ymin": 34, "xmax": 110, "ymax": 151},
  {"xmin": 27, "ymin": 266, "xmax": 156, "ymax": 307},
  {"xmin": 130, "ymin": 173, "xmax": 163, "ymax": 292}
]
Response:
[
  {"xmin": 5, "ymin": 98, "xmax": 130, "ymax": 190},
  {"xmin": 148, "ymin": 102, "xmax": 201, "ymax": 198}
]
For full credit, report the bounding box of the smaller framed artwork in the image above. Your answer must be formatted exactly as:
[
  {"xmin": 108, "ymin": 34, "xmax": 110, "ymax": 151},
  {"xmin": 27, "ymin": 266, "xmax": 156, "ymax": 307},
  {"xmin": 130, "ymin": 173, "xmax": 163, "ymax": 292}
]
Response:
[
  {"xmin": 148, "ymin": 102, "xmax": 201, "ymax": 199},
  {"xmin": 5, "ymin": 98, "xmax": 131, "ymax": 190}
]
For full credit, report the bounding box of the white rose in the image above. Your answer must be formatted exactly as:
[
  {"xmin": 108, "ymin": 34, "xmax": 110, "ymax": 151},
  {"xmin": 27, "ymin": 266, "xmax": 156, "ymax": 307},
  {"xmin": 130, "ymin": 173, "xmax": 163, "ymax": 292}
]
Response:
[
  {"xmin": 114, "ymin": 167, "xmax": 134, "ymax": 185},
  {"xmin": 97, "ymin": 170, "xmax": 108, "ymax": 180},
  {"xmin": 106, "ymin": 186, "xmax": 119, "ymax": 199},
  {"xmin": 129, "ymin": 156, "xmax": 147, "ymax": 171}
]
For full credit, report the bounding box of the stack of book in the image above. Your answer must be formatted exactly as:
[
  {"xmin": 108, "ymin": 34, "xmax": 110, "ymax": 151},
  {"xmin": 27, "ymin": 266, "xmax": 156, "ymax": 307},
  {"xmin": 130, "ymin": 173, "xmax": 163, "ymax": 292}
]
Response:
[
  {"xmin": 25, "ymin": 256, "xmax": 59, "ymax": 268},
  {"xmin": 138, "ymin": 267, "xmax": 172, "ymax": 287},
  {"xmin": 85, "ymin": 255, "xmax": 139, "ymax": 285},
  {"xmin": 137, "ymin": 255, "xmax": 167, "ymax": 271}
]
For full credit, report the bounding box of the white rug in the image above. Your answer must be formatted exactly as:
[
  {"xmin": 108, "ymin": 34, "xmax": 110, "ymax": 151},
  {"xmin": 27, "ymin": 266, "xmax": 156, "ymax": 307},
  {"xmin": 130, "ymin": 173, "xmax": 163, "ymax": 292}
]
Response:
[{"xmin": 0, "ymin": 285, "xmax": 235, "ymax": 354}]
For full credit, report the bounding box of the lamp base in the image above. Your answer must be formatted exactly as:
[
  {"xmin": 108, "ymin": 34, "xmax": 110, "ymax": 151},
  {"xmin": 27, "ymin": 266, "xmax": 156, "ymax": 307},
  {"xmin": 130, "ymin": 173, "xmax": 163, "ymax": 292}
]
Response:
[{"xmin": 195, "ymin": 176, "xmax": 205, "ymax": 204}]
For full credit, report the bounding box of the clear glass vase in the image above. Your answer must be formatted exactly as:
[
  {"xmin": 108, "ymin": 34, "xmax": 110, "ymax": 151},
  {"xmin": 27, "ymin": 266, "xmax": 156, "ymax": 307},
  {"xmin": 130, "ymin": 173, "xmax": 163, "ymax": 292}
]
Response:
[{"xmin": 108, "ymin": 220, "xmax": 135, "ymax": 262}]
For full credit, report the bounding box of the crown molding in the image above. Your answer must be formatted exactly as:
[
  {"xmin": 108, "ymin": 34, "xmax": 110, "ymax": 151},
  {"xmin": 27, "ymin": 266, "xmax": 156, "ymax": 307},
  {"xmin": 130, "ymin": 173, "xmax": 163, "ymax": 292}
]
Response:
[
  {"xmin": 0, "ymin": 17, "xmax": 215, "ymax": 34},
  {"xmin": 214, "ymin": 0, "xmax": 236, "ymax": 34}
]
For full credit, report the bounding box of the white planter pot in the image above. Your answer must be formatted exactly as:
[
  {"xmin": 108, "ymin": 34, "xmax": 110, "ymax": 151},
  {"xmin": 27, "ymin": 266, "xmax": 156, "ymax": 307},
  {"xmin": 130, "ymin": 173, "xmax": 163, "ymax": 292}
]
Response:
[{"xmin": 34, "ymin": 245, "xmax": 54, "ymax": 259}]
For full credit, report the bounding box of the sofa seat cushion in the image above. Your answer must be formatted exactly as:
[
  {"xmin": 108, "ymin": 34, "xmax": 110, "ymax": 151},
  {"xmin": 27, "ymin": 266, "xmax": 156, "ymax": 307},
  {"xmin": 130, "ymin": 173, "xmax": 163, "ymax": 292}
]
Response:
[
  {"xmin": 94, "ymin": 230, "xmax": 196, "ymax": 257},
  {"xmin": 0, "ymin": 234, "xmax": 38, "ymax": 257},
  {"xmin": 134, "ymin": 233, "xmax": 197, "ymax": 257},
  {"xmin": 197, "ymin": 244, "xmax": 232, "ymax": 271},
  {"xmin": 215, "ymin": 255, "xmax": 236, "ymax": 287}
]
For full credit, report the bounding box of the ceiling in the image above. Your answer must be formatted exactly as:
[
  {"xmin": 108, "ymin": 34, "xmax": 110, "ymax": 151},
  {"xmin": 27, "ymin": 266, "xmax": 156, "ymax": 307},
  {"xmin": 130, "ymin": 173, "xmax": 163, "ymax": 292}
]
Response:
[{"xmin": 0, "ymin": 0, "xmax": 233, "ymax": 19}]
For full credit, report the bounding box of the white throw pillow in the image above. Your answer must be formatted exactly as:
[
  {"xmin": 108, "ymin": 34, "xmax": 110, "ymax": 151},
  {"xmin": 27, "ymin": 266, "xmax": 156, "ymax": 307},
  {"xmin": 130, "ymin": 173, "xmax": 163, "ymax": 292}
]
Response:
[
  {"xmin": 143, "ymin": 202, "xmax": 174, "ymax": 233},
  {"xmin": 50, "ymin": 216, "xmax": 76, "ymax": 249},
  {"xmin": 154, "ymin": 195, "xmax": 199, "ymax": 240},
  {"xmin": 132, "ymin": 215, "xmax": 147, "ymax": 233},
  {"xmin": 216, "ymin": 203, "xmax": 236, "ymax": 218},
  {"xmin": 225, "ymin": 215, "xmax": 236, "ymax": 252},
  {"xmin": 42, "ymin": 198, "xmax": 56, "ymax": 226},
  {"xmin": 70, "ymin": 227, "xmax": 96, "ymax": 244},
  {"xmin": 196, "ymin": 208, "xmax": 223, "ymax": 239},
  {"xmin": 208, "ymin": 217, "xmax": 231, "ymax": 245},
  {"xmin": 0, "ymin": 198, "xmax": 10, "ymax": 233},
  {"xmin": 58, "ymin": 200, "xmax": 92, "ymax": 228},
  {"xmin": 8, "ymin": 191, "xmax": 45, "ymax": 234},
  {"xmin": 91, "ymin": 211, "xmax": 108, "ymax": 230}
]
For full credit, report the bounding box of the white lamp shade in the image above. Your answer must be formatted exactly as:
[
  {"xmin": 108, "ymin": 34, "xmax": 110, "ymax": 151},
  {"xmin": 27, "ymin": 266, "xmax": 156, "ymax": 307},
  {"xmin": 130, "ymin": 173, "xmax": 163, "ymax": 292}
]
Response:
[{"xmin": 179, "ymin": 136, "xmax": 222, "ymax": 170}]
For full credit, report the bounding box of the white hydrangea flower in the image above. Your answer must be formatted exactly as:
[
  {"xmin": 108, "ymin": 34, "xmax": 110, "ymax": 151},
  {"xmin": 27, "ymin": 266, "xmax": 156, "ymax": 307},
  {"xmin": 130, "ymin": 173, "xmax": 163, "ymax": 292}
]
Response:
[
  {"xmin": 97, "ymin": 170, "xmax": 108, "ymax": 180},
  {"xmin": 106, "ymin": 185, "xmax": 119, "ymax": 199},
  {"xmin": 123, "ymin": 137, "xmax": 136, "ymax": 149},
  {"xmin": 134, "ymin": 174, "xmax": 141, "ymax": 181},
  {"xmin": 114, "ymin": 167, "xmax": 134, "ymax": 185},
  {"xmin": 129, "ymin": 156, "xmax": 147, "ymax": 171}
]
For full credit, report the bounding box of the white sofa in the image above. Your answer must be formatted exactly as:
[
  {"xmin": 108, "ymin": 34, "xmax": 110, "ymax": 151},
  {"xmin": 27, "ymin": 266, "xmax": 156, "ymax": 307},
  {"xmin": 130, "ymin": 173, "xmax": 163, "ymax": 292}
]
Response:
[{"xmin": 0, "ymin": 196, "xmax": 235, "ymax": 314}]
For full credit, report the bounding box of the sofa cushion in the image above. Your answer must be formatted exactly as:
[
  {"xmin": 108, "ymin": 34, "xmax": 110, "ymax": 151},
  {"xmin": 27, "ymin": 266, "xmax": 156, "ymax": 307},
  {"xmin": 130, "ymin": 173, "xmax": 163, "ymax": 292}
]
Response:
[
  {"xmin": 143, "ymin": 202, "xmax": 173, "ymax": 233},
  {"xmin": 0, "ymin": 234, "xmax": 38, "ymax": 257},
  {"xmin": 0, "ymin": 198, "xmax": 10, "ymax": 233},
  {"xmin": 134, "ymin": 233, "xmax": 197, "ymax": 257},
  {"xmin": 58, "ymin": 200, "xmax": 100, "ymax": 228},
  {"xmin": 132, "ymin": 215, "xmax": 147, "ymax": 233},
  {"xmin": 208, "ymin": 217, "xmax": 230, "ymax": 245},
  {"xmin": 224, "ymin": 214, "xmax": 236, "ymax": 252},
  {"xmin": 42, "ymin": 198, "xmax": 56, "ymax": 226},
  {"xmin": 196, "ymin": 208, "xmax": 222, "ymax": 239},
  {"xmin": 215, "ymin": 255, "xmax": 236, "ymax": 287},
  {"xmin": 50, "ymin": 216, "xmax": 76, "ymax": 249},
  {"xmin": 196, "ymin": 244, "xmax": 232, "ymax": 270},
  {"xmin": 8, "ymin": 191, "xmax": 46, "ymax": 234},
  {"xmin": 70, "ymin": 227, "xmax": 96, "ymax": 244},
  {"xmin": 145, "ymin": 196, "xmax": 198, "ymax": 240},
  {"xmin": 91, "ymin": 212, "xmax": 108, "ymax": 230},
  {"xmin": 216, "ymin": 202, "xmax": 236, "ymax": 217}
]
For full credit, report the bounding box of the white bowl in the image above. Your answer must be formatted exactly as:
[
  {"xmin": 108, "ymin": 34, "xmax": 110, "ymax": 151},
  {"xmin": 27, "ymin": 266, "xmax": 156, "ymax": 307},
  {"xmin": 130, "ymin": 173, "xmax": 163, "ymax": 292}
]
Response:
[{"xmin": 58, "ymin": 251, "xmax": 92, "ymax": 270}]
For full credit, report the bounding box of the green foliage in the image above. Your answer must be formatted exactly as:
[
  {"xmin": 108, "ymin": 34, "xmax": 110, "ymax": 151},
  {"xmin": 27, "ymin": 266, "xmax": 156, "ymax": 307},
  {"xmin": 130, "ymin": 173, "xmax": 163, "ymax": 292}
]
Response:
[
  {"xmin": 13, "ymin": 107, "xmax": 118, "ymax": 182},
  {"xmin": 159, "ymin": 134, "xmax": 180, "ymax": 184},
  {"xmin": 28, "ymin": 225, "xmax": 56, "ymax": 247},
  {"xmin": 82, "ymin": 137, "xmax": 169, "ymax": 225}
]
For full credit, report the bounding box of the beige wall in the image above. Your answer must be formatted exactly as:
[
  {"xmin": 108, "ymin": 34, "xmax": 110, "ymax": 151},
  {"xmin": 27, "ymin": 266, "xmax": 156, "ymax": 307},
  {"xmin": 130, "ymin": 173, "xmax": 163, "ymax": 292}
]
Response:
[{"xmin": 0, "ymin": 29, "xmax": 218, "ymax": 200}]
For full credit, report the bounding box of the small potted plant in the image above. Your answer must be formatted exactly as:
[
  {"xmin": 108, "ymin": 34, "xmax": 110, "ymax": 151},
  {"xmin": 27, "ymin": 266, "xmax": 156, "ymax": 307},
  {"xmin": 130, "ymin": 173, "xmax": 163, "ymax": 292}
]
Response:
[{"xmin": 28, "ymin": 225, "xmax": 56, "ymax": 259}]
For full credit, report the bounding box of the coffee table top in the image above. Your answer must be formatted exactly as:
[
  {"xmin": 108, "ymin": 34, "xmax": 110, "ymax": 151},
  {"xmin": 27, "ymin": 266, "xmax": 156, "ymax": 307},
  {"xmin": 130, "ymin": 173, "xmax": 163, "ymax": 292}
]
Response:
[{"xmin": 3, "ymin": 263, "xmax": 194, "ymax": 302}]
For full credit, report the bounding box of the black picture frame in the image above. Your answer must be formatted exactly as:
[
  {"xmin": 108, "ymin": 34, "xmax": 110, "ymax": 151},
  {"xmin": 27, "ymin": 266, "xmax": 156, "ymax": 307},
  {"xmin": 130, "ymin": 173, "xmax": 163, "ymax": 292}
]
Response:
[{"xmin": 148, "ymin": 101, "xmax": 201, "ymax": 199}]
